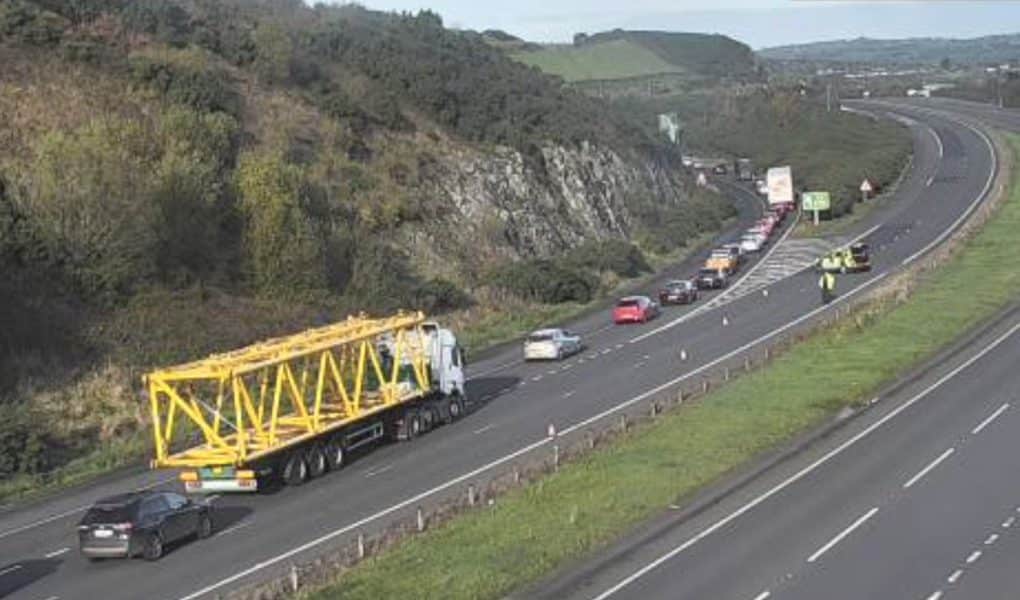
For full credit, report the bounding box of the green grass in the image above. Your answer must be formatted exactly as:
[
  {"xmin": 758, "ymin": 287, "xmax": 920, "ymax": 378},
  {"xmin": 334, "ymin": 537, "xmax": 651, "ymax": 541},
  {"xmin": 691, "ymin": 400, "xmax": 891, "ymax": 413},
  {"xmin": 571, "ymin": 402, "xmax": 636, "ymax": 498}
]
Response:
[
  {"xmin": 304, "ymin": 134, "xmax": 1020, "ymax": 600},
  {"xmin": 513, "ymin": 40, "xmax": 682, "ymax": 83}
]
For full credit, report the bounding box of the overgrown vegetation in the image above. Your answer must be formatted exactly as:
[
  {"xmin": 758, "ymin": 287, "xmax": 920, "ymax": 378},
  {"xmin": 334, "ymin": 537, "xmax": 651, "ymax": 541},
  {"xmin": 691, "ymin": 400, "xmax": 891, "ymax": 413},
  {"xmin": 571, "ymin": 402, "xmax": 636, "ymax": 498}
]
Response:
[{"xmin": 301, "ymin": 133, "xmax": 1020, "ymax": 600}]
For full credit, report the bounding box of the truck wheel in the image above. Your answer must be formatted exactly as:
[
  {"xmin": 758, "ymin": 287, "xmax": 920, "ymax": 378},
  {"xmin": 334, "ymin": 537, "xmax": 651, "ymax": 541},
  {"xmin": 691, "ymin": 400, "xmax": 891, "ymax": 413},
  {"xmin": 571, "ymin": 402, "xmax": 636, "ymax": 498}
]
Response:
[
  {"xmin": 325, "ymin": 437, "xmax": 345, "ymax": 471},
  {"xmin": 282, "ymin": 451, "xmax": 308, "ymax": 486},
  {"xmin": 420, "ymin": 407, "xmax": 435, "ymax": 433},
  {"xmin": 448, "ymin": 395, "xmax": 465, "ymax": 422},
  {"xmin": 405, "ymin": 411, "xmax": 422, "ymax": 440},
  {"xmin": 306, "ymin": 445, "xmax": 327, "ymax": 479}
]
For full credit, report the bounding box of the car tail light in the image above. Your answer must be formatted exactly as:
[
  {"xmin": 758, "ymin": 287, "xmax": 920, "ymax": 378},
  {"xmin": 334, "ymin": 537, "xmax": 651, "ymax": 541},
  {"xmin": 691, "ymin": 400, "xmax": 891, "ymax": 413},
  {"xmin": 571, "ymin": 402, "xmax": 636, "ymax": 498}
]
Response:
[
  {"xmin": 237, "ymin": 470, "xmax": 255, "ymax": 479},
  {"xmin": 111, "ymin": 522, "xmax": 133, "ymax": 532},
  {"xmin": 180, "ymin": 471, "xmax": 199, "ymax": 482}
]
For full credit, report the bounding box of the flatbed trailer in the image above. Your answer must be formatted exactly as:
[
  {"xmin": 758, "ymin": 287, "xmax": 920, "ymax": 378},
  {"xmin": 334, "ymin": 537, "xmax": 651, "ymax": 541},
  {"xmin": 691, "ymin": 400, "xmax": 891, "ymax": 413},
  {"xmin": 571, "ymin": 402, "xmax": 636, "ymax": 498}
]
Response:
[{"xmin": 146, "ymin": 312, "xmax": 467, "ymax": 492}]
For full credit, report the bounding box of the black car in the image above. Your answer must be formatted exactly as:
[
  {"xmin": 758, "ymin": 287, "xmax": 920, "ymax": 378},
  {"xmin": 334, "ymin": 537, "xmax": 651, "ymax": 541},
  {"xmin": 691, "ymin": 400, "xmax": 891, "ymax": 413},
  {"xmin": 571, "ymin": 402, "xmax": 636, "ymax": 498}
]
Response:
[
  {"xmin": 78, "ymin": 491, "xmax": 213, "ymax": 561},
  {"xmin": 659, "ymin": 280, "xmax": 699, "ymax": 305},
  {"xmin": 696, "ymin": 268, "xmax": 728, "ymax": 290}
]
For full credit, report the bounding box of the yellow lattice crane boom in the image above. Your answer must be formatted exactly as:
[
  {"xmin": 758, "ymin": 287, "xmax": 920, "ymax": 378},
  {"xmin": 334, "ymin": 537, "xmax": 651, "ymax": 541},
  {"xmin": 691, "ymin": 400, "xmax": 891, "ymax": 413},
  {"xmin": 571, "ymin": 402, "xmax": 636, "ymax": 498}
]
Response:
[{"xmin": 146, "ymin": 311, "xmax": 468, "ymax": 492}]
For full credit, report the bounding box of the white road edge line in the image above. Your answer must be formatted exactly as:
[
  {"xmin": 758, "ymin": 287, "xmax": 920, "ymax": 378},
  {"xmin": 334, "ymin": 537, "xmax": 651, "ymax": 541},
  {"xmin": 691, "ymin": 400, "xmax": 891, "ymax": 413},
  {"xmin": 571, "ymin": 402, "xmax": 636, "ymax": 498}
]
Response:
[
  {"xmin": 806, "ymin": 507, "xmax": 880, "ymax": 564},
  {"xmin": 217, "ymin": 520, "xmax": 254, "ymax": 537},
  {"xmin": 972, "ymin": 403, "xmax": 1010, "ymax": 435},
  {"xmin": 43, "ymin": 547, "xmax": 70, "ymax": 559},
  {"xmin": 584, "ymin": 321, "xmax": 1020, "ymax": 600},
  {"xmin": 902, "ymin": 116, "xmax": 997, "ymax": 267},
  {"xmin": 472, "ymin": 424, "xmax": 494, "ymax": 435},
  {"xmin": 903, "ymin": 447, "xmax": 956, "ymax": 489}
]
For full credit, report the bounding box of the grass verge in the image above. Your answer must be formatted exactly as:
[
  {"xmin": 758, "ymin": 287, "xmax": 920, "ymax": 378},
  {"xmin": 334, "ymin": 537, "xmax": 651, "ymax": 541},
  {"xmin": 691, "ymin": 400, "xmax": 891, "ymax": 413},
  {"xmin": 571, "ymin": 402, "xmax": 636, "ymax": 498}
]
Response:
[{"xmin": 301, "ymin": 134, "xmax": 1020, "ymax": 600}]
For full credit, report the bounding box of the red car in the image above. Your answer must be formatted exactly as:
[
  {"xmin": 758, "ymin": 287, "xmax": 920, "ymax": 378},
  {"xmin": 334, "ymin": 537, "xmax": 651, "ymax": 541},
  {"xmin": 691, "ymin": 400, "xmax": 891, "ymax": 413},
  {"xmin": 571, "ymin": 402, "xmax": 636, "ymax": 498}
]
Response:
[{"xmin": 613, "ymin": 296, "xmax": 660, "ymax": 324}]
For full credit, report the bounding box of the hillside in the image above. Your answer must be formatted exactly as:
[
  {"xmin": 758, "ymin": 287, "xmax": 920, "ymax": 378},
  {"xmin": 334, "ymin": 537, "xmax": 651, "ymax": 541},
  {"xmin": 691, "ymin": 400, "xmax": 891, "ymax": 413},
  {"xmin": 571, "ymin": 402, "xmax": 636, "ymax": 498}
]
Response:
[
  {"xmin": 761, "ymin": 33, "xmax": 1020, "ymax": 66},
  {"xmin": 514, "ymin": 29, "xmax": 759, "ymax": 83},
  {"xmin": 0, "ymin": 1, "xmax": 735, "ymax": 489}
]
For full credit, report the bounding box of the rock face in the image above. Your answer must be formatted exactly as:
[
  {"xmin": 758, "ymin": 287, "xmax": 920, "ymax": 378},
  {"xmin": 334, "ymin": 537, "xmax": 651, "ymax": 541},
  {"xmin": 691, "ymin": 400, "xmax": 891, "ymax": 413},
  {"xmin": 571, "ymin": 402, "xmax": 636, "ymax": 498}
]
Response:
[{"xmin": 407, "ymin": 141, "xmax": 690, "ymax": 280}]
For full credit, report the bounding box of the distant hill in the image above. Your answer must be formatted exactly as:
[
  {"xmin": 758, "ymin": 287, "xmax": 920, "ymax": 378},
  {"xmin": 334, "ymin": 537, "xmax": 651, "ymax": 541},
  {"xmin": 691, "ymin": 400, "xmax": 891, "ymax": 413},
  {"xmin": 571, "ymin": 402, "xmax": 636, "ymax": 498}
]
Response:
[
  {"xmin": 760, "ymin": 33, "xmax": 1020, "ymax": 66},
  {"xmin": 514, "ymin": 29, "xmax": 759, "ymax": 83}
]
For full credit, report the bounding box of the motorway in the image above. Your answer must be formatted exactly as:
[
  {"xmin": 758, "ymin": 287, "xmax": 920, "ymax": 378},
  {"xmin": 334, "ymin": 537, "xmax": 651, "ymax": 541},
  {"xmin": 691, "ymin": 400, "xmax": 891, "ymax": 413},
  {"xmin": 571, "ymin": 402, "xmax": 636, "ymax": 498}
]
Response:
[
  {"xmin": 528, "ymin": 98, "xmax": 1020, "ymax": 600},
  {"xmin": 0, "ymin": 100, "xmax": 999, "ymax": 600}
]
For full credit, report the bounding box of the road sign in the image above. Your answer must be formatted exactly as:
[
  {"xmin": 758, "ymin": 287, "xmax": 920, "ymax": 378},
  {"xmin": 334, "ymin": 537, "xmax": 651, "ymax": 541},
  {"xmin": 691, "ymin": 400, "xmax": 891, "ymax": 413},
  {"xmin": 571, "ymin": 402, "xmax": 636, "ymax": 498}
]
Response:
[
  {"xmin": 802, "ymin": 191, "xmax": 831, "ymax": 226},
  {"xmin": 859, "ymin": 179, "xmax": 874, "ymax": 193},
  {"xmin": 802, "ymin": 191, "xmax": 831, "ymax": 211}
]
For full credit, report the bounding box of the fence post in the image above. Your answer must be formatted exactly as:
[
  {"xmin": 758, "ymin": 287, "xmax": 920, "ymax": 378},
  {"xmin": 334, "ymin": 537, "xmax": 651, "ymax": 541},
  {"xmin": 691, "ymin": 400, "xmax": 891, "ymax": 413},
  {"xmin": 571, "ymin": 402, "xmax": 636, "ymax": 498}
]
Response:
[
  {"xmin": 468, "ymin": 483, "xmax": 476, "ymax": 506},
  {"xmin": 357, "ymin": 532, "xmax": 366, "ymax": 559},
  {"xmin": 416, "ymin": 506, "xmax": 425, "ymax": 532},
  {"xmin": 290, "ymin": 564, "xmax": 299, "ymax": 592}
]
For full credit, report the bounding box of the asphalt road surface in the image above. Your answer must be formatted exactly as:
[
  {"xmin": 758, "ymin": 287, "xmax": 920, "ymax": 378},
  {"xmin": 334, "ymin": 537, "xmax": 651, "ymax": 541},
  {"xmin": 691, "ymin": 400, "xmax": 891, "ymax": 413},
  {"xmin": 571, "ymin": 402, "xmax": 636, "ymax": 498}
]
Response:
[{"xmin": 0, "ymin": 99, "xmax": 999, "ymax": 600}]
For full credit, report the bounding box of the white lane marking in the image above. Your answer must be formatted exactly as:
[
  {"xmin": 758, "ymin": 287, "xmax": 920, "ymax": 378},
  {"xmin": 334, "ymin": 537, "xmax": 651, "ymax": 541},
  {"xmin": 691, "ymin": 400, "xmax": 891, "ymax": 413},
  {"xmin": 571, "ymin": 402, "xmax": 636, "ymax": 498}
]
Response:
[
  {"xmin": 469, "ymin": 359, "xmax": 523, "ymax": 379},
  {"xmin": 752, "ymin": 591, "xmax": 771, "ymax": 600},
  {"xmin": 364, "ymin": 465, "xmax": 393, "ymax": 478},
  {"xmin": 634, "ymin": 362, "xmax": 646, "ymax": 369},
  {"xmin": 563, "ymin": 391, "xmax": 576, "ymax": 399},
  {"xmin": 531, "ymin": 375, "xmax": 543, "ymax": 382},
  {"xmin": 616, "ymin": 344, "xmax": 625, "ymax": 350},
  {"xmin": 948, "ymin": 569, "xmax": 963, "ymax": 583},
  {"xmin": 902, "ymin": 119, "xmax": 997, "ymax": 266},
  {"xmin": 217, "ymin": 520, "xmax": 254, "ymax": 537},
  {"xmin": 547, "ymin": 370, "xmax": 558, "ymax": 376},
  {"xmin": 561, "ymin": 363, "xmax": 574, "ymax": 371},
  {"xmin": 601, "ymin": 349, "xmax": 612, "ymax": 355},
  {"xmin": 932, "ymin": 124, "xmax": 945, "ymax": 159},
  {"xmin": 1003, "ymin": 517, "xmax": 1015, "ymax": 528},
  {"xmin": 903, "ymin": 448, "xmax": 956, "ymax": 489},
  {"xmin": 473, "ymin": 425, "xmax": 494, "ymax": 435},
  {"xmin": 806, "ymin": 507, "xmax": 880, "ymax": 563},
  {"xmin": 926, "ymin": 176, "xmax": 935, "ymax": 187},
  {"xmin": 0, "ymin": 565, "xmax": 22, "ymax": 577},
  {"xmin": 176, "ymin": 434, "xmax": 554, "ymax": 600},
  {"xmin": 584, "ymin": 321, "xmax": 1020, "ymax": 600},
  {"xmin": 966, "ymin": 550, "xmax": 982, "ymax": 564},
  {"xmin": 926, "ymin": 591, "xmax": 943, "ymax": 600},
  {"xmin": 985, "ymin": 533, "xmax": 999, "ymax": 545},
  {"xmin": 0, "ymin": 475, "xmax": 177, "ymax": 540},
  {"xmin": 560, "ymin": 272, "xmax": 890, "ymax": 438},
  {"xmin": 42, "ymin": 596, "xmax": 59, "ymax": 600},
  {"xmin": 43, "ymin": 547, "xmax": 70, "ymax": 559},
  {"xmin": 971, "ymin": 403, "xmax": 1010, "ymax": 434}
]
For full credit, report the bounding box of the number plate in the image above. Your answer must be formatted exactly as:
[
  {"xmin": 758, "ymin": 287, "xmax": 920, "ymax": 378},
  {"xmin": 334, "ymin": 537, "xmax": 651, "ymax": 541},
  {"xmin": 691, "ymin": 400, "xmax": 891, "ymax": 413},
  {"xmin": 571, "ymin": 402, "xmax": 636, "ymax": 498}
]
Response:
[{"xmin": 93, "ymin": 529, "xmax": 113, "ymax": 538}]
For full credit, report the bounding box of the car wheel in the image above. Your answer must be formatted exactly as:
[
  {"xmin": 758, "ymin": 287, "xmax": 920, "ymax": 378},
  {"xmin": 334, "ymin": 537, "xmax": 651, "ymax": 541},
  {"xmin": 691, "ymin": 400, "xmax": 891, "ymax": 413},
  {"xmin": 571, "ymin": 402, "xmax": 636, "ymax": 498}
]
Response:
[
  {"xmin": 197, "ymin": 514, "xmax": 213, "ymax": 540},
  {"xmin": 143, "ymin": 532, "xmax": 164, "ymax": 561}
]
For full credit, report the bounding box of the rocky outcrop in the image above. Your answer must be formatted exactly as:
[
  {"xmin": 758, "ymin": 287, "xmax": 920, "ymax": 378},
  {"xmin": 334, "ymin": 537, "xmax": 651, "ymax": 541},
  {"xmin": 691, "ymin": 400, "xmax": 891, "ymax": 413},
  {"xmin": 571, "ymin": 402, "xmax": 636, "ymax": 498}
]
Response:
[{"xmin": 406, "ymin": 141, "xmax": 690, "ymax": 281}]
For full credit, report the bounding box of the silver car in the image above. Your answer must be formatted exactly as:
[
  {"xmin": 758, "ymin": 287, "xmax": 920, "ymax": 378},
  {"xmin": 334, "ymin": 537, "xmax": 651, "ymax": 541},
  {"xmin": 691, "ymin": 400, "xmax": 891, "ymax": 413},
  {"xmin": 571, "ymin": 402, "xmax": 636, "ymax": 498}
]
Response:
[{"xmin": 524, "ymin": 328, "xmax": 583, "ymax": 361}]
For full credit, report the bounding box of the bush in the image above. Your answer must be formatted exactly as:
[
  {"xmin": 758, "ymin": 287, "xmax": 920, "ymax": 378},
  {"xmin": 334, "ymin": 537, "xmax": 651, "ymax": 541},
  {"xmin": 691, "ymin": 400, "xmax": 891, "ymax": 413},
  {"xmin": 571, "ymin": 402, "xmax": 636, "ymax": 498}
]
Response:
[
  {"xmin": 411, "ymin": 278, "xmax": 471, "ymax": 314},
  {"xmin": 130, "ymin": 54, "xmax": 241, "ymax": 116},
  {"xmin": 0, "ymin": 403, "xmax": 55, "ymax": 477},
  {"xmin": 565, "ymin": 239, "xmax": 651, "ymax": 278},
  {"xmin": 0, "ymin": 0, "xmax": 66, "ymax": 46},
  {"xmin": 488, "ymin": 260, "xmax": 599, "ymax": 304}
]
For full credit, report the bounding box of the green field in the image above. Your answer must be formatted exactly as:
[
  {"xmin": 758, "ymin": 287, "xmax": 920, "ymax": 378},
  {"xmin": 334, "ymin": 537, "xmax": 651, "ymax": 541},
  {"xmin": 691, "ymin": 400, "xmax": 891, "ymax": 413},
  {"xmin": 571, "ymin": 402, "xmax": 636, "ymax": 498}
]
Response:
[
  {"xmin": 513, "ymin": 39, "xmax": 683, "ymax": 82},
  {"xmin": 303, "ymin": 134, "xmax": 1020, "ymax": 600}
]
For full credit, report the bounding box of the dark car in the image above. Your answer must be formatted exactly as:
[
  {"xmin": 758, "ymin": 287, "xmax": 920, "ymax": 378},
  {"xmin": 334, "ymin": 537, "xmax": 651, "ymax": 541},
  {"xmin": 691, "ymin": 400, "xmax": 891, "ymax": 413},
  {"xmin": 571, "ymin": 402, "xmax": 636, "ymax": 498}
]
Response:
[
  {"xmin": 78, "ymin": 491, "xmax": 213, "ymax": 561},
  {"xmin": 659, "ymin": 280, "xmax": 699, "ymax": 305},
  {"xmin": 696, "ymin": 268, "xmax": 728, "ymax": 290}
]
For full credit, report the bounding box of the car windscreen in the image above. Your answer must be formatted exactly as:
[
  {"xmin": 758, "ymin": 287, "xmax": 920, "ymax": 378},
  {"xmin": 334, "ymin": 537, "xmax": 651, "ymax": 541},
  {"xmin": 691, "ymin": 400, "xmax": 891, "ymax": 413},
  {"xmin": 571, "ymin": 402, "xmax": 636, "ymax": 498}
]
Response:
[
  {"xmin": 528, "ymin": 333, "xmax": 554, "ymax": 342},
  {"xmin": 616, "ymin": 300, "xmax": 639, "ymax": 308},
  {"xmin": 699, "ymin": 269, "xmax": 718, "ymax": 276},
  {"xmin": 82, "ymin": 504, "xmax": 135, "ymax": 524}
]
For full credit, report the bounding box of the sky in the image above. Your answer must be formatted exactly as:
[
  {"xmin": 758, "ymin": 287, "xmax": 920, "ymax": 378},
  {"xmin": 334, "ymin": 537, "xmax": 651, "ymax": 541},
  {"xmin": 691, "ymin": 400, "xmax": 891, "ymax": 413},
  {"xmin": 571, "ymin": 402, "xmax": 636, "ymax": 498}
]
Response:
[{"xmin": 349, "ymin": 1, "xmax": 1020, "ymax": 49}]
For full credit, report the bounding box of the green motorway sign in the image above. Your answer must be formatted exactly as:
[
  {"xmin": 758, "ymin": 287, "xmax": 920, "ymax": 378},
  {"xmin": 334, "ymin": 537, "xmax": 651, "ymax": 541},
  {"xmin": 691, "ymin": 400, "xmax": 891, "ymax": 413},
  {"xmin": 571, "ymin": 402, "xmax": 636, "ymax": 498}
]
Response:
[{"xmin": 802, "ymin": 191, "xmax": 832, "ymax": 212}]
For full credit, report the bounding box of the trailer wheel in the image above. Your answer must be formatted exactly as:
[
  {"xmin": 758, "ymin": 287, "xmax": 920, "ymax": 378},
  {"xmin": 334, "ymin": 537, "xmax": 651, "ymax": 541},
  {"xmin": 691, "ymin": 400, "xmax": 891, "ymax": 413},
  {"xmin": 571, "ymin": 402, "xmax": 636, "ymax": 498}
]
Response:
[
  {"xmin": 325, "ymin": 437, "xmax": 345, "ymax": 471},
  {"xmin": 306, "ymin": 445, "xmax": 328, "ymax": 479},
  {"xmin": 282, "ymin": 451, "xmax": 309, "ymax": 486},
  {"xmin": 420, "ymin": 406, "xmax": 436, "ymax": 433}
]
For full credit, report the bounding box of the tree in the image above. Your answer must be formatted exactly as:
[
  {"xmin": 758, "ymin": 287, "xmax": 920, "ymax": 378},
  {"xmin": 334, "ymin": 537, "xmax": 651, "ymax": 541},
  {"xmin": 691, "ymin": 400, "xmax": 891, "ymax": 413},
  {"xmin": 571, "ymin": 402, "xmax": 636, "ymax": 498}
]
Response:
[
  {"xmin": 252, "ymin": 21, "xmax": 293, "ymax": 83},
  {"xmin": 236, "ymin": 152, "xmax": 326, "ymax": 295},
  {"xmin": 940, "ymin": 57, "xmax": 952, "ymax": 71}
]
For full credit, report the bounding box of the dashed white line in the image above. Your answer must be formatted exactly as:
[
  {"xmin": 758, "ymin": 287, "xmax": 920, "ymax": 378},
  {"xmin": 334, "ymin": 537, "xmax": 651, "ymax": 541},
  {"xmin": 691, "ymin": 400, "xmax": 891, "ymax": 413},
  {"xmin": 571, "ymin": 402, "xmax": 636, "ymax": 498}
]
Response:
[
  {"xmin": 1002, "ymin": 517, "xmax": 1015, "ymax": 528},
  {"xmin": 903, "ymin": 447, "xmax": 955, "ymax": 489},
  {"xmin": 926, "ymin": 176, "xmax": 935, "ymax": 187},
  {"xmin": 531, "ymin": 375, "xmax": 543, "ymax": 382},
  {"xmin": 971, "ymin": 403, "xmax": 1009, "ymax": 434},
  {"xmin": 365, "ymin": 463, "xmax": 391, "ymax": 477},
  {"xmin": 217, "ymin": 520, "xmax": 254, "ymax": 537},
  {"xmin": 948, "ymin": 569, "xmax": 964, "ymax": 584},
  {"xmin": 0, "ymin": 565, "xmax": 22, "ymax": 577},
  {"xmin": 43, "ymin": 547, "xmax": 70, "ymax": 558},
  {"xmin": 985, "ymin": 533, "xmax": 999, "ymax": 545},
  {"xmin": 563, "ymin": 391, "xmax": 576, "ymax": 399},
  {"xmin": 926, "ymin": 591, "xmax": 944, "ymax": 600},
  {"xmin": 601, "ymin": 349, "xmax": 612, "ymax": 355},
  {"xmin": 806, "ymin": 507, "xmax": 879, "ymax": 563},
  {"xmin": 616, "ymin": 343, "xmax": 625, "ymax": 350},
  {"xmin": 966, "ymin": 550, "xmax": 982, "ymax": 564},
  {"xmin": 473, "ymin": 424, "xmax": 494, "ymax": 435},
  {"xmin": 547, "ymin": 369, "xmax": 558, "ymax": 375},
  {"xmin": 752, "ymin": 591, "xmax": 771, "ymax": 600}
]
